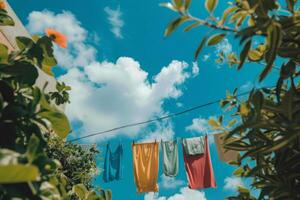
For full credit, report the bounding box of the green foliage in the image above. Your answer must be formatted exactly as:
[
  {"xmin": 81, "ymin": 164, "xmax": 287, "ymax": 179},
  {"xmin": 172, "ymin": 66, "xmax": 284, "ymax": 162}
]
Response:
[
  {"xmin": 46, "ymin": 135, "xmax": 99, "ymax": 191},
  {"xmin": 163, "ymin": 0, "xmax": 300, "ymax": 199},
  {"xmin": 162, "ymin": 0, "xmax": 300, "ymax": 81},
  {"xmin": 0, "ymin": 9, "xmax": 14, "ymax": 26},
  {"xmin": 0, "ymin": 8, "xmax": 110, "ymax": 200},
  {"xmin": 49, "ymin": 81, "xmax": 71, "ymax": 105}
]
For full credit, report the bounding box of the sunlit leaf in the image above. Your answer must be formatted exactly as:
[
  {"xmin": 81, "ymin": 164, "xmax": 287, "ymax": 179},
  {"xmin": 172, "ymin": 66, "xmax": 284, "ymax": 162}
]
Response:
[
  {"xmin": 184, "ymin": 21, "xmax": 203, "ymax": 32},
  {"xmin": 160, "ymin": 2, "xmax": 178, "ymax": 11},
  {"xmin": 194, "ymin": 35, "xmax": 208, "ymax": 60},
  {"xmin": 205, "ymin": 0, "xmax": 218, "ymax": 13},
  {"xmin": 16, "ymin": 36, "xmax": 34, "ymax": 50},
  {"xmin": 164, "ymin": 16, "xmax": 190, "ymax": 36},
  {"xmin": 218, "ymin": 7, "xmax": 238, "ymax": 26},
  {"xmin": 73, "ymin": 184, "xmax": 88, "ymax": 199},
  {"xmin": 240, "ymin": 102, "xmax": 250, "ymax": 116},
  {"xmin": 0, "ymin": 164, "xmax": 39, "ymax": 183},
  {"xmin": 207, "ymin": 33, "xmax": 226, "ymax": 46},
  {"xmin": 248, "ymin": 49, "xmax": 262, "ymax": 61},
  {"xmin": 208, "ymin": 118, "xmax": 220, "ymax": 128}
]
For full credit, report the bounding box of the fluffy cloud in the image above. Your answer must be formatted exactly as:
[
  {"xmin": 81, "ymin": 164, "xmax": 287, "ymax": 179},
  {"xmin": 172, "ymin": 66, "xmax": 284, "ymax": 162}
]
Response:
[
  {"xmin": 60, "ymin": 58, "xmax": 193, "ymax": 141},
  {"xmin": 185, "ymin": 116, "xmax": 218, "ymax": 144},
  {"xmin": 27, "ymin": 10, "xmax": 195, "ymax": 141},
  {"xmin": 104, "ymin": 6, "xmax": 124, "ymax": 38},
  {"xmin": 144, "ymin": 187, "xmax": 206, "ymax": 200},
  {"xmin": 27, "ymin": 10, "xmax": 97, "ymax": 68},
  {"xmin": 185, "ymin": 117, "xmax": 211, "ymax": 134},
  {"xmin": 224, "ymin": 176, "xmax": 244, "ymax": 191},
  {"xmin": 141, "ymin": 121, "xmax": 175, "ymax": 143},
  {"xmin": 159, "ymin": 175, "xmax": 185, "ymax": 190}
]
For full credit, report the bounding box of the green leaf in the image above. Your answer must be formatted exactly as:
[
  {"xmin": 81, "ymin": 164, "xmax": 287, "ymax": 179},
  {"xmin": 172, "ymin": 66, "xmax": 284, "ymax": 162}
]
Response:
[
  {"xmin": 39, "ymin": 95, "xmax": 71, "ymax": 138},
  {"xmin": 205, "ymin": 0, "xmax": 218, "ymax": 13},
  {"xmin": 173, "ymin": 0, "xmax": 183, "ymax": 8},
  {"xmin": 73, "ymin": 184, "xmax": 88, "ymax": 199},
  {"xmin": 164, "ymin": 16, "xmax": 190, "ymax": 36},
  {"xmin": 248, "ymin": 49, "xmax": 262, "ymax": 61},
  {"xmin": 207, "ymin": 33, "xmax": 226, "ymax": 46},
  {"xmin": 0, "ymin": 12, "xmax": 15, "ymax": 26},
  {"xmin": 280, "ymin": 60, "xmax": 295, "ymax": 80},
  {"xmin": 26, "ymin": 134, "xmax": 40, "ymax": 163},
  {"xmin": 15, "ymin": 36, "xmax": 34, "ymax": 50},
  {"xmin": 259, "ymin": 22, "xmax": 282, "ymax": 81},
  {"xmin": 218, "ymin": 7, "xmax": 238, "ymax": 26},
  {"xmin": 0, "ymin": 164, "xmax": 39, "ymax": 183},
  {"xmin": 185, "ymin": 0, "xmax": 192, "ymax": 10},
  {"xmin": 251, "ymin": 90, "xmax": 264, "ymax": 113},
  {"xmin": 184, "ymin": 21, "xmax": 203, "ymax": 32},
  {"xmin": 39, "ymin": 111, "xmax": 71, "ymax": 138},
  {"xmin": 0, "ymin": 43, "xmax": 8, "ymax": 63},
  {"xmin": 0, "ymin": 61, "xmax": 38, "ymax": 85},
  {"xmin": 194, "ymin": 35, "xmax": 208, "ymax": 60},
  {"xmin": 208, "ymin": 118, "xmax": 221, "ymax": 128},
  {"xmin": 238, "ymin": 39, "xmax": 251, "ymax": 70}
]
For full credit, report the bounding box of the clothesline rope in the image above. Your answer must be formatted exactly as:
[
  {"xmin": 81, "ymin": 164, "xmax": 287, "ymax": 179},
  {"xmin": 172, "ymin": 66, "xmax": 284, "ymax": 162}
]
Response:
[{"xmin": 67, "ymin": 86, "xmax": 272, "ymax": 143}]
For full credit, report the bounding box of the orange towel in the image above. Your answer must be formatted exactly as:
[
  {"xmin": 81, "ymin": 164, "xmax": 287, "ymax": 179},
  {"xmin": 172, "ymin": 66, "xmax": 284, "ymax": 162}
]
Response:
[{"xmin": 132, "ymin": 142, "xmax": 159, "ymax": 193}]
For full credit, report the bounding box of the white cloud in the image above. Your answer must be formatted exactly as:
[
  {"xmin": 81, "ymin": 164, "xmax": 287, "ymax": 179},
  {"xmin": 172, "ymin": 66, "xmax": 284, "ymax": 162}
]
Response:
[
  {"xmin": 192, "ymin": 62, "xmax": 199, "ymax": 77},
  {"xmin": 27, "ymin": 10, "xmax": 96, "ymax": 69},
  {"xmin": 27, "ymin": 10, "xmax": 195, "ymax": 142},
  {"xmin": 145, "ymin": 187, "xmax": 206, "ymax": 200},
  {"xmin": 185, "ymin": 116, "xmax": 218, "ymax": 144},
  {"xmin": 60, "ymin": 58, "xmax": 193, "ymax": 141},
  {"xmin": 159, "ymin": 175, "xmax": 185, "ymax": 190},
  {"xmin": 104, "ymin": 6, "xmax": 124, "ymax": 38},
  {"xmin": 140, "ymin": 121, "xmax": 175, "ymax": 143},
  {"xmin": 202, "ymin": 54, "xmax": 210, "ymax": 62},
  {"xmin": 185, "ymin": 117, "xmax": 211, "ymax": 134},
  {"xmin": 224, "ymin": 176, "xmax": 244, "ymax": 191},
  {"xmin": 144, "ymin": 193, "xmax": 166, "ymax": 200}
]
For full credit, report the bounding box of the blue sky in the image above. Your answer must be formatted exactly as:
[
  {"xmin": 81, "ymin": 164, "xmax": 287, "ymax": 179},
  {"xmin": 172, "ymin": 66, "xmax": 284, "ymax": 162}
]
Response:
[{"xmin": 10, "ymin": 0, "xmax": 279, "ymax": 199}]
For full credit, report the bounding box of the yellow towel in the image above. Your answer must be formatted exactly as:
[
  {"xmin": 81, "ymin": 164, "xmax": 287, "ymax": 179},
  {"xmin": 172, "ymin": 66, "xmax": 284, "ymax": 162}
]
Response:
[{"xmin": 132, "ymin": 142, "xmax": 159, "ymax": 193}]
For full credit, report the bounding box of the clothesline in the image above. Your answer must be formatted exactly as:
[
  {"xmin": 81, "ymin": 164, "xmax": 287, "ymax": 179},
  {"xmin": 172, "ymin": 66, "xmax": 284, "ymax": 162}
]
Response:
[
  {"xmin": 67, "ymin": 85, "xmax": 274, "ymax": 143},
  {"xmin": 103, "ymin": 136, "xmax": 217, "ymax": 192}
]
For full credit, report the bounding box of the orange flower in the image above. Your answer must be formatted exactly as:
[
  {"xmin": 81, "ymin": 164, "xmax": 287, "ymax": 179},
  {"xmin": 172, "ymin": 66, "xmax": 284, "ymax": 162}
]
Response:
[
  {"xmin": 45, "ymin": 28, "xmax": 67, "ymax": 48},
  {"xmin": 0, "ymin": 1, "xmax": 6, "ymax": 9}
]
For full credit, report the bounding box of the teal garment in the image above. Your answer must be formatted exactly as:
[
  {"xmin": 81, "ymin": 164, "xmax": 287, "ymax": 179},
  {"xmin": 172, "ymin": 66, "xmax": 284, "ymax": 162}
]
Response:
[
  {"xmin": 161, "ymin": 140, "xmax": 179, "ymax": 177},
  {"xmin": 103, "ymin": 143, "xmax": 123, "ymax": 182},
  {"xmin": 182, "ymin": 137, "xmax": 205, "ymax": 155}
]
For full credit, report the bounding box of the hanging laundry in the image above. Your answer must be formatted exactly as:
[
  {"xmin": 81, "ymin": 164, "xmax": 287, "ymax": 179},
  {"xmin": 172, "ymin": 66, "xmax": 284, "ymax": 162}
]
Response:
[
  {"xmin": 103, "ymin": 143, "xmax": 123, "ymax": 183},
  {"xmin": 182, "ymin": 137, "xmax": 205, "ymax": 155},
  {"xmin": 214, "ymin": 133, "xmax": 239, "ymax": 163},
  {"xmin": 161, "ymin": 140, "xmax": 179, "ymax": 177},
  {"xmin": 182, "ymin": 136, "xmax": 216, "ymax": 189},
  {"xmin": 132, "ymin": 142, "xmax": 159, "ymax": 193}
]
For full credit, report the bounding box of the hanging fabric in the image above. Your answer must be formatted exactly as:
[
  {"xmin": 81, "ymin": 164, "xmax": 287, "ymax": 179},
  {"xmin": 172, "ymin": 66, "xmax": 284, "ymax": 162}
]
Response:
[
  {"xmin": 182, "ymin": 136, "xmax": 216, "ymax": 189},
  {"xmin": 214, "ymin": 133, "xmax": 239, "ymax": 163},
  {"xmin": 103, "ymin": 143, "xmax": 123, "ymax": 183},
  {"xmin": 132, "ymin": 142, "xmax": 159, "ymax": 193},
  {"xmin": 182, "ymin": 137, "xmax": 205, "ymax": 155},
  {"xmin": 161, "ymin": 140, "xmax": 179, "ymax": 177}
]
